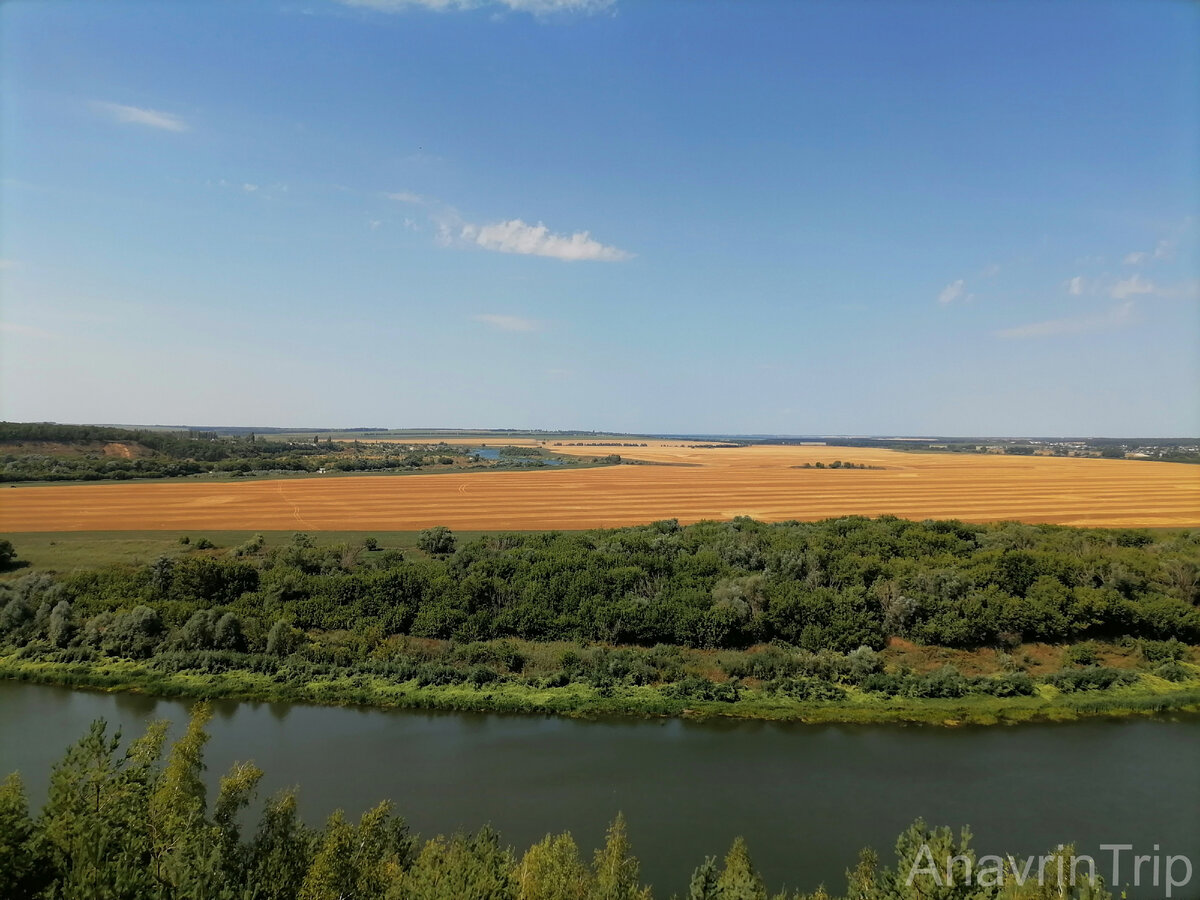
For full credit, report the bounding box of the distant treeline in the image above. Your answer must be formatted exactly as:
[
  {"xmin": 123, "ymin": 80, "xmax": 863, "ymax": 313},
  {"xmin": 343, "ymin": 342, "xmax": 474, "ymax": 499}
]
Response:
[
  {"xmin": 0, "ymin": 423, "xmax": 476, "ymax": 482},
  {"xmin": 0, "ymin": 422, "xmax": 249, "ymax": 459}
]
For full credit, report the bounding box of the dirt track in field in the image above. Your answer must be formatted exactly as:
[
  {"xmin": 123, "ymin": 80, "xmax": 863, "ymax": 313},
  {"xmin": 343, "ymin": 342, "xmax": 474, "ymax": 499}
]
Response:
[{"xmin": 1, "ymin": 444, "xmax": 1197, "ymax": 532}]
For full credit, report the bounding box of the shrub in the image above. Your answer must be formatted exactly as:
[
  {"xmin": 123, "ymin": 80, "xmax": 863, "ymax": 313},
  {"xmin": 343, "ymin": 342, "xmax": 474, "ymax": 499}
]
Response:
[
  {"xmin": 861, "ymin": 672, "xmax": 904, "ymax": 696},
  {"xmin": 417, "ymin": 527, "xmax": 456, "ymax": 555},
  {"xmin": 666, "ymin": 675, "xmax": 739, "ymax": 703},
  {"xmin": 467, "ymin": 665, "xmax": 499, "ymax": 688},
  {"xmin": 975, "ymin": 672, "xmax": 1036, "ymax": 697},
  {"xmin": 415, "ymin": 663, "xmax": 464, "ymax": 687},
  {"xmin": 770, "ymin": 677, "xmax": 847, "ymax": 702},
  {"xmin": 905, "ymin": 666, "xmax": 970, "ymax": 699},
  {"xmin": 1064, "ymin": 642, "xmax": 1100, "ymax": 667},
  {"xmin": 1141, "ymin": 638, "xmax": 1188, "ymax": 663},
  {"xmin": 1152, "ymin": 661, "xmax": 1192, "ymax": 682},
  {"xmin": 1045, "ymin": 666, "xmax": 1139, "ymax": 693}
]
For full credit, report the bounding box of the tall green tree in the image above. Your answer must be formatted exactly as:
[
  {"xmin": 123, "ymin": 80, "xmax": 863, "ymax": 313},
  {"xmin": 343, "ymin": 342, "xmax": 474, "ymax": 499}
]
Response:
[
  {"xmin": 590, "ymin": 814, "xmax": 650, "ymax": 900},
  {"xmin": 518, "ymin": 833, "xmax": 592, "ymax": 900}
]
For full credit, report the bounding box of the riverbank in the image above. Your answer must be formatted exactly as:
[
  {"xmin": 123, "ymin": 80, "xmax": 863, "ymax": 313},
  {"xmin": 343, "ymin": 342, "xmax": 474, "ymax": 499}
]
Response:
[{"xmin": 3, "ymin": 652, "xmax": 1197, "ymax": 726}]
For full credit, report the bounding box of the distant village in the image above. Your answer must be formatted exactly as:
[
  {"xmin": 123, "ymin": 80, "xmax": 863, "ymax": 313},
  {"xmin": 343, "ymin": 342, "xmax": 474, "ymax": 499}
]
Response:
[{"xmin": 952, "ymin": 439, "xmax": 1200, "ymax": 462}]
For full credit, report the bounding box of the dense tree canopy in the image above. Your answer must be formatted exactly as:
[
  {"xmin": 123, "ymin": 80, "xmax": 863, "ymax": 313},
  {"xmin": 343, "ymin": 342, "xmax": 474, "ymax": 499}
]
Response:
[
  {"xmin": 5, "ymin": 517, "xmax": 1194, "ymax": 653},
  {"xmin": 1, "ymin": 518, "xmax": 1197, "ymax": 715}
]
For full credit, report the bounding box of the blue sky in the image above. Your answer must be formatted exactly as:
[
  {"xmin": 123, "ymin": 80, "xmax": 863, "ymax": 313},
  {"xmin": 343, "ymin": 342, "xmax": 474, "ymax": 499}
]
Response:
[{"xmin": 1, "ymin": 0, "xmax": 1197, "ymax": 436}]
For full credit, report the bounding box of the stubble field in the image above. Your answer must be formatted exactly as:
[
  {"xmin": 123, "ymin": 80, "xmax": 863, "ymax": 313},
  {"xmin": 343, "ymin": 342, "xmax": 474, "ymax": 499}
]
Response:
[{"xmin": 1, "ymin": 443, "xmax": 1197, "ymax": 532}]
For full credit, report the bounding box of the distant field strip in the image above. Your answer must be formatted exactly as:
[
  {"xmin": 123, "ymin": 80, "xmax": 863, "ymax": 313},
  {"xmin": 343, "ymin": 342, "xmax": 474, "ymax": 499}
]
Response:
[{"xmin": 1, "ymin": 444, "xmax": 1197, "ymax": 531}]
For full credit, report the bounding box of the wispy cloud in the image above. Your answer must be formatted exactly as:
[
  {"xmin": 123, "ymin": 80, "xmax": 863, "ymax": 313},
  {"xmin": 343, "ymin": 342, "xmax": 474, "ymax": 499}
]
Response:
[
  {"xmin": 1111, "ymin": 274, "xmax": 1155, "ymax": 300},
  {"xmin": 473, "ymin": 313, "xmax": 541, "ymax": 332},
  {"xmin": 94, "ymin": 102, "xmax": 189, "ymax": 132},
  {"xmin": 937, "ymin": 279, "xmax": 967, "ymax": 305},
  {"xmin": 1123, "ymin": 239, "xmax": 1175, "ymax": 265},
  {"xmin": 462, "ymin": 219, "xmax": 630, "ymax": 262},
  {"xmin": 341, "ymin": 0, "xmax": 613, "ymax": 14},
  {"xmin": 0, "ymin": 259, "xmax": 17, "ymax": 271},
  {"xmin": 995, "ymin": 302, "xmax": 1134, "ymax": 340},
  {"xmin": 385, "ymin": 191, "xmax": 426, "ymax": 205},
  {"xmin": 1066, "ymin": 275, "xmax": 1086, "ymax": 296},
  {"xmin": 981, "ymin": 263, "xmax": 1001, "ymax": 278}
]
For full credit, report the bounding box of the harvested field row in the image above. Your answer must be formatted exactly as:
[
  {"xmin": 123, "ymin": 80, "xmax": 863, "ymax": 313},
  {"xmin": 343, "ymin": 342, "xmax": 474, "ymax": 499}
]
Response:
[{"xmin": 0, "ymin": 444, "xmax": 1196, "ymax": 532}]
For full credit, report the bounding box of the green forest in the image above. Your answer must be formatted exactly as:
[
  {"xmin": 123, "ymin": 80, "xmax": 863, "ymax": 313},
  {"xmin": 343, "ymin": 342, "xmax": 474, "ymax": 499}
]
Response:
[
  {"xmin": 0, "ymin": 422, "xmax": 584, "ymax": 483},
  {"xmin": 0, "ymin": 706, "xmax": 1126, "ymax": 899},
  {"xmin": 1, "ymin": 517, "xmax": 1198, "ymax": 721}
]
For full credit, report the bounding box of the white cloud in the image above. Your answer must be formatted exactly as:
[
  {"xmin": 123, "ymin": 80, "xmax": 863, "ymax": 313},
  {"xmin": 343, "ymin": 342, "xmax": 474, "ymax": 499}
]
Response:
[
  {"xmin": 981, "ymin": 263, "xmax": 1001, "ymax": 278},
  {"xmin": 1122, "ymin": 251, "xmax": 1148, "ymax": 265},
  {"xmin": 386, "ymin": 191, "xmax": 426, "ymax": 205},
  {"xmin": 242, "ymin": 183, "xmax": 259, "ymax": 192},
  {"xmin": 462, "ymin": 219, "xmax": 630, "ymax": 261},
  {"xmin": 0, "ymin": 259, "xmax": 17, "ymax": 270},
  {"xmin": 1153, "ymin": 239, "xmax": 1175, "ymax": 261},
  {"xmin": 937, "ymin": 279, "xmax": 966, "ymax": 305},
  {"xmin": 94, "ymin": 102, "xmax": 189, "ymax": 132},
  {"xmin": 385, "ymin": 189, "xmax": 630, "ymax": 261},
  {"xmin": 473, "ymin": 313, "xmax": 541, "ymax": 332},
  {"xmin": 341, "ymin": 0, "xmax": 613, "ymax": 14},
  {"xmin": 995, "ymin": 302, "xmax": 1134, "ymax": 340},
  {"xmin": 1111, "ymin": 274, "xmax": 1155, "ymax": 300},
  {"xmin": 1066, "ymin": 275, "xmax": 1085, "ymax": 296}
]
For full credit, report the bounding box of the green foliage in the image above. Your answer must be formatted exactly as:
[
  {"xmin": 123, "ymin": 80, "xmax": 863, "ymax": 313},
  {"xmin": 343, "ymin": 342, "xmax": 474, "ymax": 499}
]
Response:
[
  {"xmin": 1152, "ymin": 660, "xmax": 1192, "ymax": 682},
  {"xmin": 687, "ymin": 856, "xmax": 719, "ymax": 900},
  {"xmin": 1045, "ymin": 666, "xmax": 1139, "ymax": 693},
  {"xmin": 0, "ymin": 422, "xmax": 480, "ymax": 483},
  {"xmin": 0, "ymin": 773, "xmax": 50, "ymax": 899},
  {"xmin": 17, "ymin": 518, "xmax": 1200, "ymax": 655},
  {"xmin": 417, "ymin": 526, "xmax": 457, "ymax": 555},
  {"xmin": 1064, "ymin": 642, "xmax": 1099, "ymax": 666},
  {"xmin": 518, "ymin": 833, "xmax": 591, "ymax": 900},
  {"xmin": 101, "ymin": 606, "xmax": 165, "ymax": 659},
  {"xmin": 300, "ymin": 803, "xmax": 412, "ymax": 900},
  {"xmin": 2, "ymin": 518, "xmax": 1198, "ymax": 724},
  {"xmin": 591, "ymin": 814, "xmax": 650, "ymax": 900},
  {"xmin": 1139, "ymin": 638, "xmax": 1188, "ymax": 663},
  {"xmin": 714, "ymin": 837, "xmax": 767, "ymax": 900}
]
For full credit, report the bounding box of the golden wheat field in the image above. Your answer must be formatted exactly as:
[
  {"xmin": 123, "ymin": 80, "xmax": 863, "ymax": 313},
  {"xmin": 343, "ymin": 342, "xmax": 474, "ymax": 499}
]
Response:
[{"xmin": 1, "ymin": 443, "xmax": 1198, "ymax": 532}]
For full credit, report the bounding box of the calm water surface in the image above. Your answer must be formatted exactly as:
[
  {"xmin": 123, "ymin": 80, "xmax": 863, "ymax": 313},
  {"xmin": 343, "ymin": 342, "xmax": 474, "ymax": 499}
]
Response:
[{"xmin": 1, "ymin": 680, "xmax": 1196, "ymax": 896}]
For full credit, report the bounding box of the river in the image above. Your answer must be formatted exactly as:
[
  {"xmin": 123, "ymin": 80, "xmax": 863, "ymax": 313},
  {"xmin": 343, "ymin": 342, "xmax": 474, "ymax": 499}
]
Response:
[{"xmin": 1, "ymin": 680, "xmax": 1196, "ymax": 897}]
